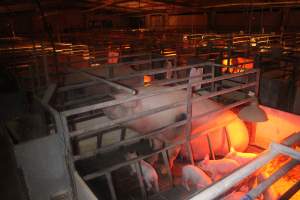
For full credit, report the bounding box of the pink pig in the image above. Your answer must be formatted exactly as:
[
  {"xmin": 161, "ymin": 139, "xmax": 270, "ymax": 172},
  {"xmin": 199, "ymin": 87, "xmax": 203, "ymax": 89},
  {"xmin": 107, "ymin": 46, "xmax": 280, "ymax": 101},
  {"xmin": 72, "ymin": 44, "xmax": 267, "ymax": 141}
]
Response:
[
  {"xmin": 198, "ymin": 155, "xmax": 240, "ymax": 181},
  {"xmin": 125, "ymin": 152, "xmax": 159, "ymax": 192},
  {"xmin": 225, "ymin": 147, "xmax": 257, "ymax": 166},
  {"xmin": 182, "ymin": 165, "xmax": 212, "ymax": 191}
]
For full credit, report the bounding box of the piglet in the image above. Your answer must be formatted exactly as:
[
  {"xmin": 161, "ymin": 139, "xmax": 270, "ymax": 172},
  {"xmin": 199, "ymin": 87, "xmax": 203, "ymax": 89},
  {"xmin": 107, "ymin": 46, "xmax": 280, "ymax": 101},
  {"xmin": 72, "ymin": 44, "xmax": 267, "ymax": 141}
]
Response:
[
  {"xmin": 225, "ymin": 147, "xmax": 257, "ymax": 166},
  {"xmin": 125, "ymin": 152, "xmax": 159, "ymax": 192},
  {"xmin": 182, "ymin": 165, "xmax": 212, "ymax": 191},
  {"xmin": 198, "ymin": 154, "xmax": 240, "ymax": 181}
]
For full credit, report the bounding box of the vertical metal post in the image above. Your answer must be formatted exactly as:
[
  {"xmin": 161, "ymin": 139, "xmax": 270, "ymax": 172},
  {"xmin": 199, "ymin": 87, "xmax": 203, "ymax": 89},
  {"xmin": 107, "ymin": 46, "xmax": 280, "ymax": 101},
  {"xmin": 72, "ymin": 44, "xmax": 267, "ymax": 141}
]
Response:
[
  {"xmin": 227, "ymin": 35, "xmax": 232, "ymax": 70},
  {"xmin": 97, "ymin": 132, "xmax": 103, "ymax": 148},
  {"xmin": 58, "ymin": 114, "xmax": 78, "ymax": 200},
  {"xmin": 174, "ymin": 57, "xmax": 178, "ymax": 79},
  {"xmin": 135, "ymin": 162, "xmax": 147, "ymax": 199},
  {"xmin": 255, "ymin": 69, "xmax": 261, "ymax": 97},
  {"xmin": 185, "ymin": 69, "xmax": 195, "ymax": 165},
  {"xmin": 224, "ymin": 127, "xmax": 232, "ymax": 152},
  {"xmin": 162, "ymin": 150, "xmax": 173, "ymax": 186},
  {"xmin": 108, "ymin": 65, "xmax": 114, "ymax": 78},
  {"xmin": 120, "ymin": 127, "xmax": 126, "ymax": 141},
  {"xmin": 32, "ymin": 40, "xmax": 40, "ymax": 92},
  {"xmin": 29, "ymin": 64, "xmax": 36, "ymax": 93},
  {"xmin": 105, "ymin": 172, "xmax": 117, "ymax": 200},
  {"xmin": 206, "ymin": 135, "xmax": 215, "ymax": 160},
  {"xmin": 41, "ymin": 42, "xmax": 50, "ymax": 86},
  {"xmin": 211, "ymin": 64, "xmax": 215, "ymax": 92}
]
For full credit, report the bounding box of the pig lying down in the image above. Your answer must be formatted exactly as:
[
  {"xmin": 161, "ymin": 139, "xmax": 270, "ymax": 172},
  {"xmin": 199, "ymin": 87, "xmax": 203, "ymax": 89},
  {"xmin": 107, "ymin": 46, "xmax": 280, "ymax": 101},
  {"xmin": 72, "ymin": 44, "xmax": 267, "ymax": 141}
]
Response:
[
  {"xmin": 125, "ymin": 152, "xmax": 159, "ymax": 192},
  {"xmin": 182, "ymin": 165, "xmax": 212, "ymax": 191},
  {"xmin": 104, "ymin": 86, "xmax": 249, "ymax": 171}
]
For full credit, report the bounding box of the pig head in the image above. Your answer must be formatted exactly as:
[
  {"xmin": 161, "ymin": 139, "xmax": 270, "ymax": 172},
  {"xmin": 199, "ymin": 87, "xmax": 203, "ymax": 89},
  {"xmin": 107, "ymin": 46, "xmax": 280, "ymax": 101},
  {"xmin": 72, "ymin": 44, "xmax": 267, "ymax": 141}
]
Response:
[{"xmin": 103, "ymin": 86, "xmax": 249, "ymax": 162}]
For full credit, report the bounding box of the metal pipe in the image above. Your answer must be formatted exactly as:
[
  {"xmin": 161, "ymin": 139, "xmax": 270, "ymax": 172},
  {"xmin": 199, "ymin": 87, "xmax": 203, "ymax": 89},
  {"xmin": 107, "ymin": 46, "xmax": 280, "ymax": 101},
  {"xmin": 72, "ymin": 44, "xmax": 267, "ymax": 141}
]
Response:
[
  {"xmin": 69, "ymin": 81, "xmax": 256, "ymax": 138},
  {"xmin": 162, "ymin": 150, "xmax": 174, "ymax": 186},
  {"xmin": 279, "ymin": 181, "xmax": 300, "ymax": 200},
  {"xmin": 245, "ymin": 159, "xmax": 299, "ymax": 200},
  {"xmin": 82, "ymin": 116, "xmax": 241, "ymax": 180},
  {"xmin": 189, "ymin": 132, "xmax": 300, "ymax": 200},
  {"xmin": 63, "ymin": 68, "xmax": 258, "ymax": 117},
  {"xmin": 203, "ymin": 1, "xmax": 300, "ymax": 9},
  {"xmin": 185, "ymin": 69, "xmax": 195, "ymax": 165},
  {"xmin": 105, "ymin": 172, "xmax": 117, "ymax": 200},
  {"xmin": 67, "ymin": 67, "xmax": 137, "ymax": 95},
  {"xmin": 271, "ymin": 142, "xmax": 300, "ymax": 160},
  {"xmin": 74, "ymin": 98, "xmax": 253, "ymax": 161},
  {"xmin": 135, "ymin": 162, "xmax": 147, "ymax": 199}
]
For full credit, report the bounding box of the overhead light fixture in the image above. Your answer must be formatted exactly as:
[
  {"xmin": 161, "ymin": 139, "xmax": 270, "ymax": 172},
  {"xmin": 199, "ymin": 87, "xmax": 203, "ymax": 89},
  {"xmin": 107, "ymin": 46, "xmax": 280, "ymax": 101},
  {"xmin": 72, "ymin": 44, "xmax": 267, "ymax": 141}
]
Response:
[{"xmin": 238, "ymin": 100, "xmax": 268, "ymax": 122}]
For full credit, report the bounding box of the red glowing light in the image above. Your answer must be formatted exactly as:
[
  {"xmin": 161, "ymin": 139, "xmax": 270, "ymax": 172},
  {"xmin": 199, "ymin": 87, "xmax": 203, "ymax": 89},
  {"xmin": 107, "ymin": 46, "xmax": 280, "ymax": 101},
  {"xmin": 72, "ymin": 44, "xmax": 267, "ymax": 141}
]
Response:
[
  {"xmin": 222, "ymin": 57, "xmax": 254, "ymax": 73},
  {"xmin": 144, "ymin": 75, "xmax": 152, "ymax": 85}
]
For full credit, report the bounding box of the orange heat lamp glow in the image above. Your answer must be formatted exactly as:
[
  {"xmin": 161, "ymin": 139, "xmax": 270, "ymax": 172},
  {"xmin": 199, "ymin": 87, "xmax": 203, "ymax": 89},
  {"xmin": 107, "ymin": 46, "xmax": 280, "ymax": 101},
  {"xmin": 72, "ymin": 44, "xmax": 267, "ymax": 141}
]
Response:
[
  {"xmin": 144, "ymin": 75, "xmax": 152, "ymax": 86},
  {"xmin": 222, "ymin": 57, "xmax": 254, "ymax": 73}
]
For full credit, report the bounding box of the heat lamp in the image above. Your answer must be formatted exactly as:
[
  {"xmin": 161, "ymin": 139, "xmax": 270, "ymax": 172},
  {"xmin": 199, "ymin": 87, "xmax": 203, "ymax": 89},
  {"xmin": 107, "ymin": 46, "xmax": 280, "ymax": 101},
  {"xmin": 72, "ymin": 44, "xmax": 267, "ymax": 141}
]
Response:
[
  {"xmin": 238, "ymin": 92, "xmax": 268, "ymax": 144},
  {"xmin": 238, "ymin": 100, "xmax": 268, "ymax": 123}
]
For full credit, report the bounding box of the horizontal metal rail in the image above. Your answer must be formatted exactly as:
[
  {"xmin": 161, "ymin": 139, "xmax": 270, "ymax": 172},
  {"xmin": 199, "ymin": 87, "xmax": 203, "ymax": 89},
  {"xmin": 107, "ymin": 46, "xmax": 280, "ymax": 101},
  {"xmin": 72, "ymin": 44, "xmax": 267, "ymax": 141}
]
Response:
[
  {"xmin": 62, "ymin": 67, "xmax": 258, "ymax": 117},
  {"xmin": 68, "ymin": 80, "xmax": 256, "ymax": 138},
  {"xmin": 82, "ymin": 116, "xmax": 240, "ymax": 181},
  {"xmin": 189, "ymin": 132, "xmax": 300, "ymax": 200},
  {"xmin": 74, "ymin": 97, "xmax": 253, "ymax": 162},
  {"xmin": 67, "ymin": 67, "xmax": 137, "ymax": 95},
  {"xmin": 245, "ymin": 159, "xmax": 299, "ymax": 200}
]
